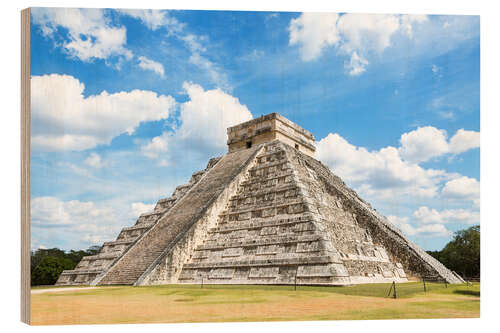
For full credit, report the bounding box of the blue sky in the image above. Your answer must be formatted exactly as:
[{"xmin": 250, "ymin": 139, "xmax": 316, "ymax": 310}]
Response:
[{"xmin": 29, "ymin": 8, "xmax": 480, "ymax": 251}]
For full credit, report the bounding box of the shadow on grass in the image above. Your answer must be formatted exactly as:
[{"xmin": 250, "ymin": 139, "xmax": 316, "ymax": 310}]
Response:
[{"xmin": 453, "ymin": 289, "xmax": 480, "ymax": 297}]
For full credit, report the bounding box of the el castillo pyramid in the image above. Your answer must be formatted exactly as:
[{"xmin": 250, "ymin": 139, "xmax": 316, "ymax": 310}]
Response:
[{"xmin": 56, "ymin": 113, "xmax": 464, "ymax": 286}]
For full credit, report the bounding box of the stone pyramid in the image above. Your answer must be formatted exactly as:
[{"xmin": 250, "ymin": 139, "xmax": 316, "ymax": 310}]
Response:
[{"xmin": 56, "ymin": 113, "xmax": 464, "ymax": 286}]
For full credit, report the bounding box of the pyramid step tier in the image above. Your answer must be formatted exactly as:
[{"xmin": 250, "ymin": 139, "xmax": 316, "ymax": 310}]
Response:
[
  {"xmin": 97, "ymin": 145, "xmax": 263, "ymax": 285},
  {"xmin": 229, "ymin": 183, "xmax": 297, "ymax": 201},
  {"xmin": 102, "ymin": 238, "xmax": 137, "ymax": 247},
  {"xmin": 222, "ymin": 199, "xmax": 308, "ymax": 220},
  {"xmin": 197, "ymin": 234, "xmax": 322, "ymax": 250},
  {"xmin": 80, "ymin": 252, "xmax": 122, "ymax": 261},
  {"xmin": 183, "ymin": 255, "xmax": 339, "ymax": 269},
  {"xmin": 209, "ymin": 215, "xmax": 315, "ymax": 233},
  {"xmin": 121, "ymin": 223, "xmax": 155, "ymax": 233},
  {"xmin": 239, "ymin": 169, "xmax": 294, "ymax": 187}
]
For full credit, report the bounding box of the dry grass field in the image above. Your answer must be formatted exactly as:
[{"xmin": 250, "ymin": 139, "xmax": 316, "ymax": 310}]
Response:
[{"xmin": 30, "ymin": 282, "xmax": 480, "ymax": 325}]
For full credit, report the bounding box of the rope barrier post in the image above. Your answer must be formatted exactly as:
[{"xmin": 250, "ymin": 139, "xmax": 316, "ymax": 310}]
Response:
[
  {"xmin": 294, "ymin": 269, "xmax": 297, "ymax": 291},
  {"xmin": 392, "ymin": 281, "xmax": 397, "ymax": 299},
  {"xmin": 387, "ymin": 282, "xmax": 393, "ymax": 297},
  {"xmin": 423, "ymin": 278, "xmax": 427, "ymax": 293},
  {"xmin": 201, "ymin": 277, "xmax": 203, "ymax": 289}
]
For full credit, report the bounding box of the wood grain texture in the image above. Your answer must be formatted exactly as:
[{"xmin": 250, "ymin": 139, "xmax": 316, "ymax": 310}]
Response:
[{"xmin": 21, "ymin": 7, "xmax": 31, "ymax": 325}]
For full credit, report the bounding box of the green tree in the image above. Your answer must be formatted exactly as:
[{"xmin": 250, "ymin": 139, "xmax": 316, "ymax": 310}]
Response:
[
  {"xmin": 30, "ymin": 246, "xmax": 102, "ymax": 285},
  {"xmin": 427, "ymin": 225, "xmax": 480, "ymax": 278},
  {"xmin": 31, "ymin": 256, "xmax": 75, "ymax": 286},
  {"xmin": 30, "ymin": 248, "xmax": 67, "ymax": 273}
]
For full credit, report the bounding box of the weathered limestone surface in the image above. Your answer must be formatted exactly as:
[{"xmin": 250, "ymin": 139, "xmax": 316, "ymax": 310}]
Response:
[
  {"xmin": 57, "ymin": 112, "xmax": 463, "ymax": 286},
  {"xmin": 227, "ymin": 113, "xmax": 316, "ymax": 157},
  {"xmin": 98, "ymin": 145, "xmax": 262, "ymax": 285},
  {"xmin": 174, "ymin": 141, "xmax": 412, "ymax": 285},
  {"xmin": 176, "ymin": 142, "xmax": 351, "ymax": 285},
  {"xmin": 293, "ymin": 148, "xmax": 464, "ymax": 284}
]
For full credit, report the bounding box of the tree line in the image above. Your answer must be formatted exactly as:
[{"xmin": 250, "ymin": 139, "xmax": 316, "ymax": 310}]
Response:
[
  {"xmin": 30, "ymin": 246, "xmax": 100, "ymax": 286},
  {"xmin": 427, "ymin": 225, "xmax": 480, "ymax": 278}
]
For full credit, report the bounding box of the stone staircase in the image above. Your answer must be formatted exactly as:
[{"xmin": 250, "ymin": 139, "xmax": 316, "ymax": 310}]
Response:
[
  {"xmin": 55, "ymin": 157, "xmax": 222, "ymax": 286},
  {"xmin": 97, "ymin": 146, "xmax": 262, "ymax": 285}
]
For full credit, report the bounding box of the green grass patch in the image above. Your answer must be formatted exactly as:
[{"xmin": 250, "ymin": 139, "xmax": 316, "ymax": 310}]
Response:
[{"xmin": 31, "ymin": 282, "xmax": 480, "ymax": 325}]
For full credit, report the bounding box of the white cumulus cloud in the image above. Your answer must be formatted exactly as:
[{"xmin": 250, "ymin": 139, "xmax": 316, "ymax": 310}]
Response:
[
  {"xmin": 399, "ymin": 126, "xmax": 449, "ymax": 163},
  {"xmin": 400, "ymin": 14, "xmax": 429, "ymax": 38},
  {"xmin": 449, "ymin": 129, "xmax": 480, "ymax": 154},
  {"xmin": 130, "ymin": 202, "xmax": 155, "ymax": 217},
  {"xmin": 31, "ymin": 8, "xmax": 133, "ymax": 63},
  {"xmin": 337, "ymin": 13, "xmax": 401, "ymax": 54},
  {"xmin": 31, "ymin": 74, "xmax": 176, "ymax": 151},
  {"xmin": 288, "ymin": 13, "xmax": 429, "ymax": 75},
  {"xmin": 142, "ymin": 82, "xmax": 253, "ymax": 164},
  {"xmin": 30, "ymin": 196, "xmax": 161, "ymax": 249},
  {"xmin": 388, "ymin": 215, "xmax": 452, "ymax": 237},
  {"xmin": 399, "ymin": 127, "xmax": 479, "ymax": 163},
  {"xmin": 31, "ymin": 196, "xmax": 114, "ymax": 228},
  {"xmin": 142, "ymin": 135, "xmax": 169, "ymax": 160},
  {"xmin": 316, "ymin": 132, "xmax": 448, "ymax": 199},
  {"xmin": 442, "ymin": 176, "xmax": 480, "ymax": 206},
  {"xmin": 317, "ymin": 127, "xmax": 479, "ymax": 204},
  {"xmin": 138, "ymin": 56, "xmax": 165, "ymax": 77},
  {"xmin": 177, "ymin": 82, "xmax": 253, "ymax": 148},
  {"xmin": 118, "ymin": 9, "xmax": 183, "ymax": 32},
  {"xmin": 289, "ymin": 13, "xmax": 340, "ymax": 61},
  {"xmin": 413, "ymin": 206, "xmax": 480, "ymax": 225}
]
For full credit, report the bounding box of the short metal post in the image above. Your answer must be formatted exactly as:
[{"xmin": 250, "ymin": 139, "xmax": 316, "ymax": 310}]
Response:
[
  {"xmin": 444, "ymin": 280, "xmax": 447, "ymax": 288},
  {"xmin": 294, "ymin": 269, "xmax": 297, "ymax": 291},
  {"xmin": 392, "ymin": 281, "xmax": 397, "ymax": 299},
  {"xmin": 201, "ymin": 277, "xmax": 203, "ymax": 289},
  {"xmin": 387, "ymin": 282, "xmax": 393, "ymax": 297},
  {"xmin": 423, "ymin": 278, "xmax": 427, "ymax": 293}
]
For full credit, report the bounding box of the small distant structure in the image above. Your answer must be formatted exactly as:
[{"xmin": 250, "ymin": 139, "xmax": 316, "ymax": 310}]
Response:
[{"xmin": 57, "ymin": 113, "xmax": 463, "ymax": 286}]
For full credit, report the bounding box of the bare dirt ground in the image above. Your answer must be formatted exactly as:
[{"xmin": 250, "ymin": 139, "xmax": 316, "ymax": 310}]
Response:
[{"xmin": 31, "ymin": 287, "xmax": 101, "ymax": 294}]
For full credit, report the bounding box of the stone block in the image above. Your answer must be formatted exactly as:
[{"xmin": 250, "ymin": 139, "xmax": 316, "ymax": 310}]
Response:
[
  {"xmin": 238, "ymin": 212, "xmax": 252, "ymax": 221},
  {"xmin": 209, "ymin": 268, "xmax": 235, "ymax": 279},
  {"xmin": 256, "ymin": 244, "xmax": 278, "ymax": 255},
  {"xmin": 222, "ymin": 247, "xmax": 243, "ymax": 257},
  {"xmin": 262, "ymin": 208, "xmax": 275, "ymax": 218},
  {"xmin": 260, "ymin": 226, "xmax": 277, "ymax": 236},
  {"xmin": 296, "ymin": 241, "xmax": 320, "ymax": 253},
  {"xmin": 249, "ymin": 267, "xmax": 279, "ymax": 278}
]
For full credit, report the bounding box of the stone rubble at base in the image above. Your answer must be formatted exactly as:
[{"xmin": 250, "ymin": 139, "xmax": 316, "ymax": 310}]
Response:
[{"xmin": 56, "ymin": 113, "xmax": 464, "ymax": 286}]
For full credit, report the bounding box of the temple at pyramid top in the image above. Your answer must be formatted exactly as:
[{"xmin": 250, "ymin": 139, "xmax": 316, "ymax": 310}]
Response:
[{"xmin": 227, "ymin": 113, "xmax": 316, "ymax": 157}]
